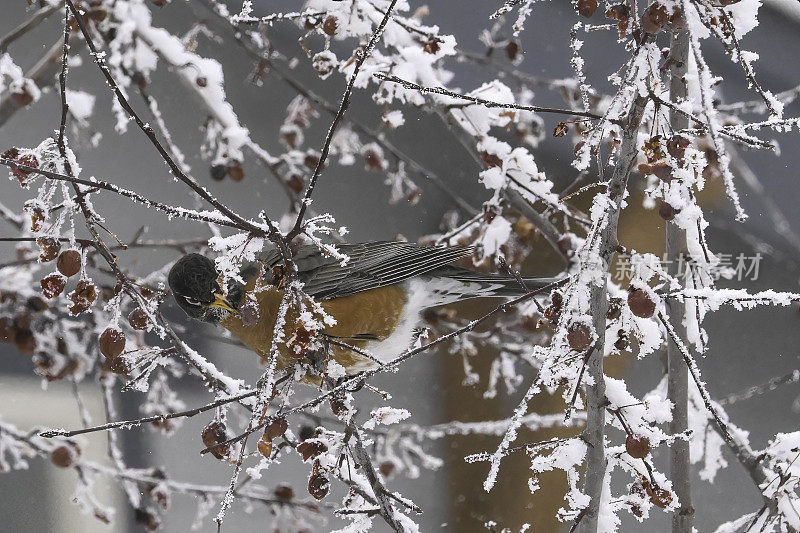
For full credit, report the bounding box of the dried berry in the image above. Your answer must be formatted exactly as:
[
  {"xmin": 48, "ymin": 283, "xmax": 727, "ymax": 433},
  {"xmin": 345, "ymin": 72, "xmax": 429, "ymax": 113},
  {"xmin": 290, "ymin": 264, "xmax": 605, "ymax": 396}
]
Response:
[
  {"xmin": 99, "ymin": 327, "xmax": 125, "ymax": 359},
  {"xmin": 363, "ymin": 148, "xmax": 385, "ymax": 172},
  {"xmin": 650, "ymin": 487, "xmax": 673, "ymax": 508},
  {"xmin": 34, "ymin": 352, "xmax": 55, "ymax": 373},
  {"xmin": 480, "ymin": 151, "xmax": 503, "ymax": 169},
  {"xmin": 625, "ymin": 434, "xmax": 651, "ymax": 458},
  {"xmin": 274, "ymin": 484, "xmax": 294, "ymax": 501},
  {"xmin": 614, "ymin": 335, "xmax": 629, "ymax": 351},
  {"xmin": 658, "ymin": 201, "xmax": 676, "ymax": 221},
  {"xmin": 12, "ymin": 87, "xmax": 34, "ymax": 107},
  {"xmin": 69, "ymin": 280, "xmax": 97, "ymax": 315},
  {"xmin": 308, "ymin": 472, "xmax": 330, "ymax": 500},
  {"xmin": 544, "ymin": 291, "xmax": 563, "ymax": 323},
  {"xmin": 227, "ymin": 162, "xmax": 245, "ymax": 182},
  {"xmin": 134, "ymin": 508, "xmax": 160, "ymax": 532},
  {"xmin": 287, "ymin": 174, "xmax": 304, "ymax": 194},
  {"xmin": 238, "ymin": 296, "xmax": 260, "ymax": 327},
  {"xmin": 553, "ymin": 122, "xmax": 569, "ymax": 137},
  {"xmin": 195, "ymin": 76, "xmax": 207, "ymax": 87},
  {"xmin": 51, "ymin": 445, "xmax": 78, "ymax": 468},
  {"xmin": 210, "ymin": 164, "xmax": 227, "ymax": 181},
  {"xmin": 26, "ymin": 295, "xmax": 48, "ymax": 312},
  {"xmin": 0, "ymin": 317, "xmax": 15, "ymax": 342},
  {"xmin": 14, "ymin": 328, "xmax": 35, "ymax": 355},
  {"xmin": 606, "ymin": 301, "xmax": 622, "ymax": 321},
  {"xmin": 87, "ymin": 8, "xmax": 107, "ymax": 22},
  {"xmin": 8, "ymin": 152, "xmax": 39, "ymax": 183},
  {"xmin": 257, "ymin": 436, "xmax": 273, "ymax": 459},
  {"xmin": 108, "ymin": 356, "xmax": 130, "ymax": 375},
  {"xmin": 264, "ymin": 417, "xmax": 289, "ymax": 440},
  {"xmin": 423, "ymin": 39, "xmax": 440, "ymax": 54},
  {"xmin": 57, "ymin": 249, "xmax": 82, "ymax": 277},
  {"xmin": 128, "ymin": 308, "xmax": 148, "ymax": 330},
  {"xmin": 13, "ymin": 310, "xmax": 31, "ymax": 330},
  {"xmin": 667, "ymin": 134, "xmax": 690, "ymax": 161},
  {"xmin": 576, "ymin": 0, "xmax": 598, "ymax": 18},
  {"xmin": 298, "ymin": 425, "xmax": 316, "ymax": 441},
  {"xmin": 322, "ymin": 15, "xmax": 338, "ymax": 35},
  {"xmin": 641, "ymin": 3, "xmax": 669, "ymax": 34},
  {"xmin": 329, "ymin": 396, "xmax": 347, "ymax": 417},
  {"xmin": 312, "ymin": 51, "xmax": 337, "ymax": 79},
  {"xmin": 670, "ymin": 7, "xmax": 686, "ymax": 29},
  {"xmin": 628, "ymin": 289, "xmax": 656, "ymax": 318},
  {"xmin": 505, "ymin": 40, "xmax": 520, "ymax": 60},
  {"xmin": 651, "ymin": 163, "xmax": 673, "ymax": 182},
  {"xmin": 379, "ymin": 460, "xmax": 396, "ymax": 478},
  {"xmin": 304, "ymin": 153, "xmax": 321, "ymax": 170},
  {"xmin": 37, "ymin": 237, "xmax": 61, "ymax": 262},
  {"xmin": 567, "ymin": 324, "xmax": 593, "ymax": 351},
  {"xmin": 605, "ymin": 3, "xmax": 630, "ymax": 21},
  {"xmin": 297, "ymin": 440, "xmax": 328, "ymax": 461},
  {"xmin": 201, "ymin": 420, "xmax": 230, "ymax": 460}
]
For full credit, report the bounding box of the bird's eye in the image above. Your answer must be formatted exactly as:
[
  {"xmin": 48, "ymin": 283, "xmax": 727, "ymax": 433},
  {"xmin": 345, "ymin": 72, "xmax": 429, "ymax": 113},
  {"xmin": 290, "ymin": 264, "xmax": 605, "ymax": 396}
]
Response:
[{"xmin": 183, "ymin": 296, "xmax": 202, "ymax": 306}]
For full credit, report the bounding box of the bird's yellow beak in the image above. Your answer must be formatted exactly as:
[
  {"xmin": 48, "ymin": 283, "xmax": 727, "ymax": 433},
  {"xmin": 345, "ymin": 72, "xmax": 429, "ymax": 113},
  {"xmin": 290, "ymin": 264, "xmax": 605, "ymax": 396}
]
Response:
[{"xmin": 209, "ymin": 293, "xmax": 236, "ymax": 313}]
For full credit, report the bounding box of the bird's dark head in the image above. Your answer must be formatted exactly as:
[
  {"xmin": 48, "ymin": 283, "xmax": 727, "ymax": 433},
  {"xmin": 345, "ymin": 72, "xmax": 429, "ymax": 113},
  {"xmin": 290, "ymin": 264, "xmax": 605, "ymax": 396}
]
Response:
[{"xmin": 168, "ymin": 254, "xmax": 238, "ymax": 323}]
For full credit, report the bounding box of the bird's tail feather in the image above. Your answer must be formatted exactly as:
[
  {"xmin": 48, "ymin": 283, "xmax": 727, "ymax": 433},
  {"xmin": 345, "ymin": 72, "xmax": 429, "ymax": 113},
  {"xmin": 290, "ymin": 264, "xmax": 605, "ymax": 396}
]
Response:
[{"xmin": 422, "ymin": 267, "xmax": 561, "ymax": 306}]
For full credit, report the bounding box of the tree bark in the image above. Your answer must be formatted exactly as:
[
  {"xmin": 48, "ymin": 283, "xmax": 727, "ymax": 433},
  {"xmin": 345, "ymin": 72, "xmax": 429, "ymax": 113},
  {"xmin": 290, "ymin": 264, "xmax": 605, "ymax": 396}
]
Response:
[
  {"xmin": 666, "ymin": 27, "xmax": 694, "ymax": 533},
  {"xmin": 579, "ymin": 92, "xmax": 648, "ymax": 533}
]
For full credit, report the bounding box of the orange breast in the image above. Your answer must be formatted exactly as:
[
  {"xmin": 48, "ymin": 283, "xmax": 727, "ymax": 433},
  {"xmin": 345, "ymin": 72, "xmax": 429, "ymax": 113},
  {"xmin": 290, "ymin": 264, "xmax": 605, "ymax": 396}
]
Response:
[{"xmin": 220, "ymin": 282, "xmax": 407, "ymax": 374}]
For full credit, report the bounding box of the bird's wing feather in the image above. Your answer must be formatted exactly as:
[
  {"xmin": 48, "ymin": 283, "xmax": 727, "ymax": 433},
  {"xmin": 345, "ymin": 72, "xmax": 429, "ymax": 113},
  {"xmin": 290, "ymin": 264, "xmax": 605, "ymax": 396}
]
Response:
[{"xmin": 256, "ymin": 241, "xmax": 474, "ymax": 299}]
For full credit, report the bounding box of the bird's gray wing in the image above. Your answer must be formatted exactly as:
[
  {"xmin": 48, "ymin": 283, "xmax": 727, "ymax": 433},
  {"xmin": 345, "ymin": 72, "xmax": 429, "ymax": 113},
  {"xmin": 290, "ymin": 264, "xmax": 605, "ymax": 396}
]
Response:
[{"xmin": 256, "ymin": 241, "xmax": 474, "ymax": 299}]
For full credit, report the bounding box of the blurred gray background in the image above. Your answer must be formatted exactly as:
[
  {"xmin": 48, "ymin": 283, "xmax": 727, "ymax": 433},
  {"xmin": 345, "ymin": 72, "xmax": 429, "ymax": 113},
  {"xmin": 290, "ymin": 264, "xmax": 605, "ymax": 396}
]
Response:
[{"xmin": 1, "ymin": 0, "xmax": 799, "ymax": 531}]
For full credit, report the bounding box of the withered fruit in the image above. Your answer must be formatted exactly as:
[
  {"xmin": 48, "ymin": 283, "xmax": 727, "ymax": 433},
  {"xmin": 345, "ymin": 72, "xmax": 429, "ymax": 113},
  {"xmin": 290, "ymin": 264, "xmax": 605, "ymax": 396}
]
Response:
[
  {"xmin": 263, "ymin": 417, "xmax": 288, "ymax": 440},
  {"xmin": 658, "ymin": 201, "xmax": 676, "ymax": 221},
  {"xmin": 37, "ymin": 237, "xmax": 61, "ymax": 263},
  {"xmin": 127, "ymin": 308, "xmax": 148, "ymax": 330},
  {"xmin": 567, "ymin": 324, "xmax": 593, "ymax": 351},
  {"xmin": 257, "ymin": 436, "xmax": 273, "ymax": 459},
  {"xmin": 322, "ymin": 15, "xmax": 338, "ymax": 36},
  {"xmin": 57, "ymin": 249, "xmax": 82, "ymax": 277},
  {"xmin": 641, "ymin": 3, "xmax": 670, "ymax": 34},
  {"xmin": 69, "ymin": 280, "xmax": 97, "ymax": 315},
  {"xmin": 227, "ymin": 162, "xmax": 245, "ymax": 182},
  {"xmin": 307, "ymin": 472, "xmax": 330, "ymax": 500},
  {"xmin": 576, "ymin": 0, "xmax": 598, "ymax": 18},
  {"xmin": 625, "ymin": 434, "xmax": 651, "ymax": 459},
  {"xmin": 51, "ymin": 444, "xmax": 79, "ymax": 467},
  {"xmin": 628, "ymin": 289, "xmax": 656, "ymax": 318},
  {"xmin": 297, "ymin": 440, "xmax": 328, "ymax": 461},
  {"xmin": 274, "ymin": 484, "xmax": 294, "ymax": 501},
  {"xmin": 39, "ymin": 272, "xmax": 67, "ymax": 298},
  {"xmin": 201, "ymin": 420, "xmax": 230, "ymax": 460},
  {"xmin": 0, "ymin": 317, "xmax": 15, "ymax": 342},
  {"xmin": 210, "ymin": 164, "xmax": 227, "ymax": 181},
  {"xmin": 99, "ymin": 327, "xmax": 125, "ymax": 359}
]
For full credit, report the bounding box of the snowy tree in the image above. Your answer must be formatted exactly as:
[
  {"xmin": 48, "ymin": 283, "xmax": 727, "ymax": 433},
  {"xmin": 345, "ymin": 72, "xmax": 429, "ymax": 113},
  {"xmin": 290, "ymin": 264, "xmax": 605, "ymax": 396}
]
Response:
[{"xmin": 0, "ymin": 0, "xmax": 799, "ymax": 531}]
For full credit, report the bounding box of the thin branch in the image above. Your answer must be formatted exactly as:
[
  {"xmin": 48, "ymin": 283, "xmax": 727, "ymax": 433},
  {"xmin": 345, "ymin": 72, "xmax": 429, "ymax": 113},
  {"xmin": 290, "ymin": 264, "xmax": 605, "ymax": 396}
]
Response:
[
  {"xmin": 374, "ymin": 73, "xmax": 607, "ymax": 122},
  {"xmin": 0, "ymin": 1, "xmax": 61, "ymax": 53},
  {"xmin": 348, "ymin": 420, "xmax": 404, "ymax": 531}
]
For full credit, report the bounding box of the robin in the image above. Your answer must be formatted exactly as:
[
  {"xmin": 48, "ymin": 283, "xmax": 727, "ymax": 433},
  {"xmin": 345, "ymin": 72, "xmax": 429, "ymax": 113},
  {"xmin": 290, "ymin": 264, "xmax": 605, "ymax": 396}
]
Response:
[{"xmin": 168, "ymin": 241, "xmax": 557, "ymax": 377}]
